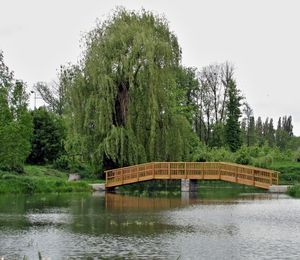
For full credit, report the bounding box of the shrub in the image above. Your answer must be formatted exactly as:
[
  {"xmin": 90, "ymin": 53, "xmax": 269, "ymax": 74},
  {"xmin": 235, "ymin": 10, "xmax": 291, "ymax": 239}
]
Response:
[
  {"xmin": 248, "ymin": 145, "xmax": 261, "ymax": 158},
  {"xmin": 27, "ymin": 107, "xmax": 66, "ymax": 164},
  {"xmin": 294, "ymin": 148, "xmax": 300, "ymax": 162},
  {"xmin": 53, "ymin": 155, "xmax": 70, "ymax": 171},
  {"xmin": 192, "ymin": 144, "xmax": 212, "ymax": 162},
  {"xmin": 288, "ymin": 185, "xmax": 300, "ymax": 197},
  {"xmin": 210, "ymin": 147, "xmax": 234, "ymax": 162},
  {"xmin": 253, "ymin": 155, "xmax": 273, "ymax": 168},
  {"xmin": 235, "ymin": 146, "xmax": 252, "ymax": 165}
]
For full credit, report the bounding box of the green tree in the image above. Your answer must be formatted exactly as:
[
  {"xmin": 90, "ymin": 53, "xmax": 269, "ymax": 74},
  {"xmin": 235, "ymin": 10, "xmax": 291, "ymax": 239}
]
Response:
[
  {"xmin": 225, "ymin": 80, "xmax": 242, "ymax": 152},
  {"xmin": 263, "ymin": 118, "xmax": 269, "ymax": 140},
  {"xmin": 241, "ymin": 118, "xmax": 247, "ymax": 145},
  {"xmin": 276, "ymin": 116, "xmax": 293, "ymax": 150},
  {"xmin": 174, "ymin": 66, "xmax": 199, "ymax": 123},
  {"xmin": 27, "ymin": 107, "xmax": 66, "ymax": 164},
  {"xmin": 267, "ymin": 118, "xmax": 275, "ymax": 147},
  {"xmin": 241, "ymin": 102, "xmax": 255, "ymax": 146},
  {"xmin": 282, "ymin": 115, "xmax": 293, "ymax": 136},
  {"xmin": 0, "ymin": 51, "xmax": 32, "ymax": 172},
  {"xmin": 256, "ymin": 116, "xmax": 264, "ymax": 146},
  {"xmin": 65, "ymin": 9, "xmax": 197, "ymax": 174},
  {"xmin": 195, "ymin": 62, "xmax": 234, "ymax": 146},
  {"xmin": 209, "ymin": 123, "xmax": 225, "ymax": 148},
  {"xmin": 248, "ymin": 116, "xmax": 256, "ymax": 146}
]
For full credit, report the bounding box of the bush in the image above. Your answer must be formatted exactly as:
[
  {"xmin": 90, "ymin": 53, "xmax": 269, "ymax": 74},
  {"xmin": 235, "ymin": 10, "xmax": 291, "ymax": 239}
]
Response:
[
  {"xmin": 248, "ymin": 145, "xmax": 261, "ymax": 158},
  {"xmin": 210, "ymin": 147, "xmax": 234, "ymax": 162},
  {"xmin": 53, "ymin": 155, "xmax": 70, "ymax": 171},
  {"xmin": 27, "ymin": 107, "xmax": 66, "ymax": 164},
  {"xmin": 253, "ymin": 155, "xmax": 273, "ymax": 168},
  {"xmin": 294, "ymin": 148, "xmax": 300, "ymax": 162},
  {"xmin": 288, "ymin": 185, "xmax": 300, "ymax": 197},
  {"xmin": 192, "ymin": 144, "xmax": 212, "ymax": 162},
  {"xmin": 0, "ymin": 122, "xmax": 31, "ymax": 173},
  {"xmin": 235, "ymin": 146, "xmax": 252, "ymax": 165},
  {"xmin": 0, "ymin": 165, "xmax": 24, "ymax": 174}
]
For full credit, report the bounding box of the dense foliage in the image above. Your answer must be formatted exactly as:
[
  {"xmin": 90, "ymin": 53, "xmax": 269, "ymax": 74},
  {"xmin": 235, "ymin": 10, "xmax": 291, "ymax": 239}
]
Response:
[
  {"xmin": 0, "ymin": 9, "xmax": 299, "ymax": 187},
  {"xmin": 27, "ymin": 107, "xmax": 65, "ymax": 164},
  {"xmin": 0, "ymin": 52, "xmax": 32, "ymax": 172},
  {"xmin": 225, "ymin": 80, "xmax": 242, "ymax": 152},
  {"xmin": 65, "ymin": 9, "xmax": 197, "ymax": 174}
]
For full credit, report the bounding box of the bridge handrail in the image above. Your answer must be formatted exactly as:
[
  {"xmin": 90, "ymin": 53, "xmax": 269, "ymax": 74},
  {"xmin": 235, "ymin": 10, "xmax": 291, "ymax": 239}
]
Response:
[{"xmin": 105, "ymin": 162, "xmax": 279, "ymax": 189}]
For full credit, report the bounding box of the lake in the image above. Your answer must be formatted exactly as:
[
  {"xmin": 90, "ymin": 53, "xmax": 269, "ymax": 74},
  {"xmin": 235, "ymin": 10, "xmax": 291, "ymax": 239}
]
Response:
[{"xmin": 0, "ymin": 188, "xmax": 300, "ymax": 259}]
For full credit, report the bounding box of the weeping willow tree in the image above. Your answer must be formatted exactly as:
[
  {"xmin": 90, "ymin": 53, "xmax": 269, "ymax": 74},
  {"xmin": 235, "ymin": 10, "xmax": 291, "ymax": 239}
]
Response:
[{"xmin": 65, "ymin": 9, "xmax": 197, "ymax": 173}]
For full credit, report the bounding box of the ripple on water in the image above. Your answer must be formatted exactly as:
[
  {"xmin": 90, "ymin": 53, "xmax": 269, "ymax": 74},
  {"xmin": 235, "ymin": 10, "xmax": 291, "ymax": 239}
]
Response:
[{"xmin": 0, "ymin": 193, "xmax": 300, "ymax": 259}]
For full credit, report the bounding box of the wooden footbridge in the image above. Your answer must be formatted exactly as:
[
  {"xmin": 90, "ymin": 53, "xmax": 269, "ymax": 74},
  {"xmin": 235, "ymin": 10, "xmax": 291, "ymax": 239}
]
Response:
[{"xmin": 105, "ymin": 162, "xmax": 279, "ymax": 190}]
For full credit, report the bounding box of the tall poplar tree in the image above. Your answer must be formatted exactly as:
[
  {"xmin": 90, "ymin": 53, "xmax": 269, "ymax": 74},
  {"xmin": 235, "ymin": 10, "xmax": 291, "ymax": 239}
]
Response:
[
  {"xmin": 248, "ymin": 116, "xmax": 256, "ymax": 146},
  {"xmin": 225, "ymin": 80, "xmax": 242, "ymax": 152},
  {"xmin": 267, "ymin": 118, "xmax": 275, "ymax": 147},
  {"xmin": 256, "ymin": 117, "xmax": 264, "ymax": 146}
]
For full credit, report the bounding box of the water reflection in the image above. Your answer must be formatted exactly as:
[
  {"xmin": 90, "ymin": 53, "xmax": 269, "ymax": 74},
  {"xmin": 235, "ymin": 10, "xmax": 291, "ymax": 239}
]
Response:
[
  {"xmin": 105, "ymin": 192, "xmax": 194, "ymax": 210},
  {"xmin": 0, "ymin": 190, "xmax": 299, "ymax": 259}
]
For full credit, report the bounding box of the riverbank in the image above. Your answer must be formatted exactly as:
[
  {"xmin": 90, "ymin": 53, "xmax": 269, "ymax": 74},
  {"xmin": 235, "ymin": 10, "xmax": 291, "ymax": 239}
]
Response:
[
  {"xmin": 268, "ymin": 161, "xmax": 300, "ymax": 198},
  {"xmin": 270, "ymin": 161, "xmax": 300, "ymax": 185},
  {"xmin": 0, "ymin": 165, "xmax": 93, "ymax": 194},
  {"xmin": 287, "ymin": 185, "xmax": 300, "ymax": 198},
  {"xmin": 1, "ymin": 160, "xmax": 300, "ymax": 196}
]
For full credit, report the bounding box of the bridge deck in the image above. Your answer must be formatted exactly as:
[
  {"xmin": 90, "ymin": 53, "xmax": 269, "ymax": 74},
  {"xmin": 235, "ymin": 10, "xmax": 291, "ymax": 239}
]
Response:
[{"xmin": 105, "ymin": 162, "xmax": 279, "ymax": 190}]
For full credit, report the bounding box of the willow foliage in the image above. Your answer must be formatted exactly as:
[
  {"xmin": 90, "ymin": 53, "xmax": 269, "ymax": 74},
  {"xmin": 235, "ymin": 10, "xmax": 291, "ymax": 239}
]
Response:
[{"xmin": 66, "ymin": 9, "xmax": 196, "ymax": 172}]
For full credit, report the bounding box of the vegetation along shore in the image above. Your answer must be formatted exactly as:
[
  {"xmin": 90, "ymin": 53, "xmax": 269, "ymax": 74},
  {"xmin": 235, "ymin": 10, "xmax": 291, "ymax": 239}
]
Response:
[{"xmin": 0, "ymin": 9, "xmax": 300, "ymax": 196}]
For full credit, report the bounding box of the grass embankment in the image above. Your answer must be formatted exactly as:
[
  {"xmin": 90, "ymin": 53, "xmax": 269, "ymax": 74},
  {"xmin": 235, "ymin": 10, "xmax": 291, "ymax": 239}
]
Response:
[
  {"xmin": 270, "ymin": 161, "xmax": 300, "ymax": 184},
  {"xmin": 3, "ymin": 161, "xmax": 298, "ymax": 196},
  {"xmin": 269, "ymin": 161, "xmax": 300, "ymax": 197},
  {"xmin": 0, "ymin": 165, "xmax": 96, "ymax": 194},
  {"xmin": 287, "ymin": 185, "xmax": 300, "ymax": 197}
]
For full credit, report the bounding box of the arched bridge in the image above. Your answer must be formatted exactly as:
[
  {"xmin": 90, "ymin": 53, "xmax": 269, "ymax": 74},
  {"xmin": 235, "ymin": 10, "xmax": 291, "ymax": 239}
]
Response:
[{"xmin": 105, "ymin": 162, "xmax": 279, "ymax": 190}]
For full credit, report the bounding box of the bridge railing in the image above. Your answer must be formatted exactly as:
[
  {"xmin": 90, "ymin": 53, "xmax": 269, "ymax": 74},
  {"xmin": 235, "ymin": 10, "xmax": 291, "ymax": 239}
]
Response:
[{"xmin": 105, "ymin": 162, "xmax": 279, "ymax": 189}]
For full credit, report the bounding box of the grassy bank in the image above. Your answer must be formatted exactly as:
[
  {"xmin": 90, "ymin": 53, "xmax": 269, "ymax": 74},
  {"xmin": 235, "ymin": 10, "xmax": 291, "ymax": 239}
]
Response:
[
  {"xmin": 2, "ymin": 160, "xmax": 300, "ymax": 196},
  {"xmin": 0, "ymin": 165, "xmax": 93, "ymax": 194},
  {"xmin": 269, "ymin": 161, "xmax": 300, "ymax": 185},
  {"xmin": 287, "ymin": 185, "xmax": 300, "ymax": 198},
  {"xmin": 268, "ymin": 160, "xmax": 300, "ymax": 198}
]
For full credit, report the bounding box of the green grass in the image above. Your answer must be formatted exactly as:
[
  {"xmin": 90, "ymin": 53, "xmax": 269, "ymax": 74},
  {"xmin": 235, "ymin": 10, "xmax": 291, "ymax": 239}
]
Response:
[
  {"xmin": 0, "ymin": 165, "xmax": 94, "ymax": 194},
  {"xmin": 287, "ymin": 185, "xmax": 300, "ymax": 198},
  {"xmin": 24, "ymin": 165, "xmax": 69, "ymax": 178},
  {"xmin": 267, "ymin": 160, "xmax": 300, "ymax": 197},
  {"xmin": 269, "ymin": 160, "xmax": 300, "ymax": 185}
]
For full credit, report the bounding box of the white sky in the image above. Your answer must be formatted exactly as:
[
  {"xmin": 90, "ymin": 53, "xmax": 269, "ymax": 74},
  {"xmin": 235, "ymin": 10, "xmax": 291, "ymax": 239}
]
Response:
[{"xmin": 1, "ymin": 0, "xmax": 300, "ymax": 135}]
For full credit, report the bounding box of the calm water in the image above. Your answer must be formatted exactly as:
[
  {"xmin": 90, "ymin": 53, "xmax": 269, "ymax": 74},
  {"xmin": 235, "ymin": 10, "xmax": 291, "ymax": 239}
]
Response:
[{"xmin": 0, "ymin": 189, "xmax": 300, "ymax": 259}]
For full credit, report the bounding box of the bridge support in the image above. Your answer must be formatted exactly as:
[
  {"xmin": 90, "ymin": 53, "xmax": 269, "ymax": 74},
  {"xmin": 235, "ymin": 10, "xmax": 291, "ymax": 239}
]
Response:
[
  {"xmin": 181, "ymin": 179, "xmax": 197, "ymax": 192},
  {"xmin": 105, "ymin": 187, "xmax": 116, "ymax": 193},
  {"xmin": 181, "ymin": 190, "xmax": 197, "ymax": 202}
]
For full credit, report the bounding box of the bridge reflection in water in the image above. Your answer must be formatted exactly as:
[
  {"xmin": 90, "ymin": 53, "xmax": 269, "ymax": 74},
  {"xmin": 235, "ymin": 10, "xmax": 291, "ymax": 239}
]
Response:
[{"xmin": 104, "ymin": 192, "xmax": 279, "ymax": 211}]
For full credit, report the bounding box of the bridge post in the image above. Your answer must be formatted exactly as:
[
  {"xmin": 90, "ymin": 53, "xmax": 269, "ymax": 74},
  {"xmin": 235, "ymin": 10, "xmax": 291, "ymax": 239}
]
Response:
[
  {"xmin": 105, "ymin": 187, "xmax": 115, "ymax": 192},
  {"xmin": 181, "ymin": 179, "xmax": 197, "ymax": 192}
]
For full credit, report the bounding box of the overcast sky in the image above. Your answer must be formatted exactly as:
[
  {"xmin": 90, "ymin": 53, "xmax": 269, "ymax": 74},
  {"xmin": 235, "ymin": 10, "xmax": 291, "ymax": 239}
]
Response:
[{"xmin": 1, "ymin": 0, "xmax": 299, "ymax": 134}]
